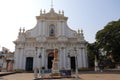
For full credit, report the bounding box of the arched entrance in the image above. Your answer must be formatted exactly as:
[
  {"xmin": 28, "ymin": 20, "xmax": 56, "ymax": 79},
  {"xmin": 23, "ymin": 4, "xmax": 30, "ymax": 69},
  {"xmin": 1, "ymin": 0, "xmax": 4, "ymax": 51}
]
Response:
[
  {"xmin": 25, "ymin": 57, "xmax": 33, "ymax": 71},
  {"xmin": 48, "ymin": 52, "xmax": 54, "ymax": 69},
  {"xmin": 70, "ymin": 57, "xmax": 76, "ymax": 71}
]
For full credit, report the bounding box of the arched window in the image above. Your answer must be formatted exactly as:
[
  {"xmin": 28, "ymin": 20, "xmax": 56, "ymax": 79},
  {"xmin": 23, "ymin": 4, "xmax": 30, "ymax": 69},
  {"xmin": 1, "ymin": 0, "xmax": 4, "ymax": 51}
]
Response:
[{"xmin": 49, "ymin": 24, "xmax": 55, "ymax": 36}]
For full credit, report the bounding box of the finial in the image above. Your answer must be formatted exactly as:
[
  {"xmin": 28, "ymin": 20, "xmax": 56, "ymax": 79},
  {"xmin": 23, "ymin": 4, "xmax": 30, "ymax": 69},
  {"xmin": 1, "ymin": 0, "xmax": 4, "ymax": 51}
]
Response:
[
  {"xmin": 19, "ymin": 27, "xmax": 21, "ymax": 33},
  {"xmin": 44, "ymin": 9, "xmax": 46, "ymax": 14},
  {"xmin": 59, "ymin": 10, "xmax": 61, "ymax": 14},
  {"xmin": 19, "ymin": 27, "xmax": 22, "ymax": 35},
  {"xmin": 40, "ymin": 9, "xmax": 42, "ymax": 14},
  {"xmin": 62, "ymin": 10, "xmax": 64, "ymax": 14},
  {"xmin": 81, "ymin": 29, "xmax": 83, "ymax": 33},
  {"xmin": 62, "ymin": 10, "xmax": 64, "ymax": 16},
  {"xmin": 23, "ymin": 27, "xmax": 25, "ymax": 33}
]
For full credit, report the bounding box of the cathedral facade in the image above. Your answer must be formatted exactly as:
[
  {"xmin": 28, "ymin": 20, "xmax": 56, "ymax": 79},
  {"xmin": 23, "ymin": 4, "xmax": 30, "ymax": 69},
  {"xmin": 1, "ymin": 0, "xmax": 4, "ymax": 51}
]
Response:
[{"xmin": 14, "ymin": 8, "xmax": 88, "ymax": 71}]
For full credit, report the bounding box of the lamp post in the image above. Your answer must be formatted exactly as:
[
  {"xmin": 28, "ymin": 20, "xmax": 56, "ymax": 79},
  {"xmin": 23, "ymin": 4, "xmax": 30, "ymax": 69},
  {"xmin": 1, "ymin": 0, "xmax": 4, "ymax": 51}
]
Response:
[
  {"xmin": 34, "ymin": 47, "xmax": 38, "ymax": 80},
  {"xmin": 74, "ymin": 47, "xmax": 79, "ymax": 79},
  {"xmin": 38, "ymin": 47, "xmax": 42, "ymax": 78}
]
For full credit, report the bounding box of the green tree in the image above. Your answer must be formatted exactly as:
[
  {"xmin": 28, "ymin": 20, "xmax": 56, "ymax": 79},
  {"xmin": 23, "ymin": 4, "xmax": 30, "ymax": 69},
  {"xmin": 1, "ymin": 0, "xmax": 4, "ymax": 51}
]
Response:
[
  {"xmin": 87, "ymin": 42, "xmax": 100, "ymax": 68},
  {"xmin": 96, "ymin": 19, "xmax": 120, "ymax": 62}
]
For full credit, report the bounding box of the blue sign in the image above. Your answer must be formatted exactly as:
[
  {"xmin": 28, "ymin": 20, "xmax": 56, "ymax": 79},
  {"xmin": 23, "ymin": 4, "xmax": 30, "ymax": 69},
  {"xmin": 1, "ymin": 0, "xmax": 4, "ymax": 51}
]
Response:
[{"xmin": 40, "ymin": 69, "xmax": 52, "ymax": 74}]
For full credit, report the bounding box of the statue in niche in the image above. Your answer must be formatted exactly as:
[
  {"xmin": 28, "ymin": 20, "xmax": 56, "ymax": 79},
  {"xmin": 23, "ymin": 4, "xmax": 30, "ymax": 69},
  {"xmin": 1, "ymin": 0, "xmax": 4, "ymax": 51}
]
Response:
[{"xmin": 49, "ymin": 24, "xmax": 55, "ymax": 36}]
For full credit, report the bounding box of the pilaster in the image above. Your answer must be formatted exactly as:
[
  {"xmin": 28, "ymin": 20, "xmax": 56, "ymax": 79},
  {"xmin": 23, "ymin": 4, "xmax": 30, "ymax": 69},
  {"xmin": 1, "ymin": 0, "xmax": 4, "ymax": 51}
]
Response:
[
  {"xmin": 41, "ymin": 47, "xmax": 45, "ymax": 67},
  {"xmin": 63, "ymin": 47, "xmax": 66, "ymax": 69},
  {"xmin": 78, "ymin": 48, "xmax": 82, "ymax": 68},
  {"xmin": 59, "ymin": 48, "xmax": 62, "ymax": 69}
]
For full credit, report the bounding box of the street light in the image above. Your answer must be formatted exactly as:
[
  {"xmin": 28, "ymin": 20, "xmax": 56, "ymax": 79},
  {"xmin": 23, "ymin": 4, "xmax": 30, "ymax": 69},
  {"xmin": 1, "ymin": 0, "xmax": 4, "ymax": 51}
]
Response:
[
  {"xmin": 34, "ymin": 47, "xmax": 38, "ymax": 80},
  {"xmin": 74, "ymin": 47, "xmax": 79, "ymax": 79},
  {"xmin": 38, "ymin": 50, "xmax": 42, "ymax": 78},
  {"xmin": 34, "ymin": 47, "xmax": 42, "ymax": 80}
]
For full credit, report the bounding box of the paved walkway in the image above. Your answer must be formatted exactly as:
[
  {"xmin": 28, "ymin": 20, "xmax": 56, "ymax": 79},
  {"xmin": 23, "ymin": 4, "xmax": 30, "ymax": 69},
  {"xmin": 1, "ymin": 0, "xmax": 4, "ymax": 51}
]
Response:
[
  {"xmin": 0, "ymin": 69, "xmax": 120, "ymax": 80},
  {"xmin": 0, "ymin": 72, "xmax": 14, "ymax": 77}
]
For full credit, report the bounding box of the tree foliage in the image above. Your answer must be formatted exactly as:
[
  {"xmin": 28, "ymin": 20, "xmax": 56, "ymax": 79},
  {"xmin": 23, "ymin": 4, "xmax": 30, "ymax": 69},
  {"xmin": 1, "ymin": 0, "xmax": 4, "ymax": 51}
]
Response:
[
  {"xmin": 96, "ymin": 19, "xmax": 120, "ymax": 62},
  {"xmin": 87, "ymin": 42, "xmax": 100, "ymax": 68}
]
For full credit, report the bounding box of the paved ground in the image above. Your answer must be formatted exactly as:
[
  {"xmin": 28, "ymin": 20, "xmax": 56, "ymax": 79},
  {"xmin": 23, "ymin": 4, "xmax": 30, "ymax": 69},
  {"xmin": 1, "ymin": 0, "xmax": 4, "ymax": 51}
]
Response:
[{"xmin": 0, "ymin": 69, "xmax": 120, "ymax": 80}]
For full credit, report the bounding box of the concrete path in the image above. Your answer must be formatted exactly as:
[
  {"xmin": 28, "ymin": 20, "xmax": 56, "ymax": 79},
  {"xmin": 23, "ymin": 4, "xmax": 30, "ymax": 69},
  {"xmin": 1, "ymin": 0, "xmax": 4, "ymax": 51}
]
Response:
[
  {"xmin": 0, "ymin": 72, "xmax": 14, "ymax": 77},
  {"xmin": 0, "ymin": 69, "xmax": 120, "ymax": 80}
]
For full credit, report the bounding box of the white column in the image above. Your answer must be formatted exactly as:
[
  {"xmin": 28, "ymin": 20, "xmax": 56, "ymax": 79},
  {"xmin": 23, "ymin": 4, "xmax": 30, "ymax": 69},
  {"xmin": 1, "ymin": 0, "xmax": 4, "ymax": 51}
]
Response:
[
  {"xmin": 60, "ymin": 21, "xmax": 62, "ymax": 35},
  {"xmin": 65, "ymin": 48, "xmax": 67, "ymax": 69},
  {"xmin": 62, "ymin": 22, "xmax": 65, "ymax": 35},
  {"xmin": 40, "ymin": 21, "xmax": 43, "ymax": 36},
  {"xmin": 78, "ymin": 49, "xmax": 82, "ymax": 68},
  {"xmin": 2, "ymin": 56, "xmax": 7, "ymax": 71},
  {"xmin": 41, "ymin": 47, "xmax": 45, "ymax": 67},
  {"xmin": 60, "ymin": 21, "xmax": 64, "ymax": 36},
  {"xmin": 33, "ymin": 54, "xmax": 35, "ymax": 69},
  {"xmin": 14, "ymin": 48, "xmax": 19, "ymax": 69},
  {"xmin": 80, "ymin": 48, "xmax": 84, "ymax": 67},
  {"xmin": 44, "ymin": 22, "xmax": 47, "ymax": 37},
  {"xmin": 44, "ymin": 49, "xmax": 47, "ymax": 69},
  {"xmin": 20, "ymin": 48, "xmax": 24, "ymax": 69},
  {"xmin": 43, "ymin": 21, "xmax": 45, "ymax": 36},
  {"xmin": 38, "ymin": 21, "xmax": 41, "ymax": 35},
  {"xmin": 18, "ymin": 48, "xmax": 23, "ymax": 69},
  {"xmin": 57, "ymin": 22, "xmax": 61, "ymax": 36},
  {"xmin": 63, "ymin": 47, "xmax": 66, "ymax": 69},
  {"xmin": 36, "ymin": 49, "xmax": 39, "ymax": 69},
  {"xmin": 38, "ymin": 48, "xmax": 42, "ymax": 69},
  {"xmin": 41, "ymin": 48, "xmax": 44, "ymax": 67},
  {"xmin": 19, "ymin": 48, "xmax": 21, "ymax": 69},
  {"xmin": 61, "ymin": 47, "xmax": 65, "ymax": 69},
  {"xmin": 59, "ymin": 48, "xmax": 62, "ymax": 69},
  {"xmin": 67, "ymin": 49, "xmax": 70, "ymax": 70},
  {"xmin": 46, "ymin": 53, "xmax": 48, "ymax": 69},
  {"xmin": 38, "ymin": 48, "xmax": 42, "ymax": 68},
  {"xmin": 23, "ymin": 56, "xmax": 26, "ymax": 70},
  {"xmin": 85, "ymin": 48, "xmax": 88, "ymax": 67},
  {"xmin": 37, "ymin": 48, "xmax": 42, "ymax": 76},
  {"xmin": 82, "ymin": 48, "xmax": 86, "ymax": 67},
  {"xmin": 34, "ymin": 49, "xmax": 38, "ymax": 79},
  {"xmin": 68, "ymin": 57, "xmax": 70, "ymax": 69},
  {"xmin": 33, "ymin": 49, "xmax": 37, "ymax": 69}
]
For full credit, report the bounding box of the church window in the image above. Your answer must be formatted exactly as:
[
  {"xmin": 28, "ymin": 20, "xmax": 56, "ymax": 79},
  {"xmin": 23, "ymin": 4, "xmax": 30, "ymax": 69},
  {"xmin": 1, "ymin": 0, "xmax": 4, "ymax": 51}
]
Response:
[{"xmin": 49, "ymin": 24, "xmax": 55, "ymax": 36}]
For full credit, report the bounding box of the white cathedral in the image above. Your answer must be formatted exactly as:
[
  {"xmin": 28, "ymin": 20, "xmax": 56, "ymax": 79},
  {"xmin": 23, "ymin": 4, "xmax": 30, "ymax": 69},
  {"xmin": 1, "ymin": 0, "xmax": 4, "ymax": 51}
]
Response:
[{"xmin": 14, "ymin": 8, "xmax": 88, "ymax": 71}]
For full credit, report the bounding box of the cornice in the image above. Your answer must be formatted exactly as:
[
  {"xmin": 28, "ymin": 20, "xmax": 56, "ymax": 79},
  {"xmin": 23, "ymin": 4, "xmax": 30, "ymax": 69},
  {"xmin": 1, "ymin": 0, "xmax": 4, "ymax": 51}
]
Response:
[{"xmin": 36, "ymin": 16, "xmax": 68, "ymax": 21}]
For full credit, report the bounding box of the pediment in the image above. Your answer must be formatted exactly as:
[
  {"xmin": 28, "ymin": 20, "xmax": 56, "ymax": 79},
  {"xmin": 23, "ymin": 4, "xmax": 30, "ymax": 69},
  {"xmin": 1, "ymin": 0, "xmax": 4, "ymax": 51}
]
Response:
[{"xmin": 36, "ymin": 8, "xmax": 68, "ymax": 20}]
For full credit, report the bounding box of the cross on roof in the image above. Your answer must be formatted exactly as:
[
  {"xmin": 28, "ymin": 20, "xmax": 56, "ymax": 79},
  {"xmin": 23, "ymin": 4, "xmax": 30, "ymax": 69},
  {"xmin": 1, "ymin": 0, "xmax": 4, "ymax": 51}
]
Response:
[{"xmin": 51, "ymin": 0, "xmax": 53, "ymax": 8}]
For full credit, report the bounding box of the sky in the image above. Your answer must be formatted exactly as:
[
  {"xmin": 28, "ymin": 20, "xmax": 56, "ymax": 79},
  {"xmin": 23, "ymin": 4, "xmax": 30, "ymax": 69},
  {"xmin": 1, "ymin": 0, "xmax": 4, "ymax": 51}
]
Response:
[{"xmin": 0, "ymin": 0, "xmax": 120, "ymax": 51}]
